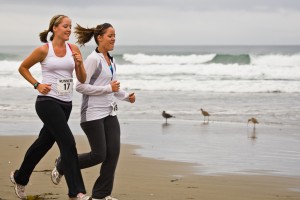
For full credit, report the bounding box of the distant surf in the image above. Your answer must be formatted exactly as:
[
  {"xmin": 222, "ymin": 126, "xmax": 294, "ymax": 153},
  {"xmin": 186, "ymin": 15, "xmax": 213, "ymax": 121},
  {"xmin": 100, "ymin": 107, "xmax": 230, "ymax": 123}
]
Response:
[{"xmin": 0, "ymin": 45, "xmax": 299, "ymax": 93}]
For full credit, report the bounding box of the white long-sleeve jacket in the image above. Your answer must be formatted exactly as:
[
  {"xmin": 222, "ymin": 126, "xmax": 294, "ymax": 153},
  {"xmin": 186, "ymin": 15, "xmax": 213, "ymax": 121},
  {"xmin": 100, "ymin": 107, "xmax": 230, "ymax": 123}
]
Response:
[{"xmin": 76, "ymin": 50, "xmax": 129, "ymax": 122}]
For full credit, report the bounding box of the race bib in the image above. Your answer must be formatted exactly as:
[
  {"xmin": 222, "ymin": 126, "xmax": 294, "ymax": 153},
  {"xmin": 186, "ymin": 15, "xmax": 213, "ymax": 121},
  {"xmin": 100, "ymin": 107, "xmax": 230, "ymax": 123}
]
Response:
[
  {"xmin": 57, "ymin": 78, "xmax": 73, "ymax": 95},
  {"xmin": 110, "ymin": 102, "xmax": 118, "ymax": 116}
]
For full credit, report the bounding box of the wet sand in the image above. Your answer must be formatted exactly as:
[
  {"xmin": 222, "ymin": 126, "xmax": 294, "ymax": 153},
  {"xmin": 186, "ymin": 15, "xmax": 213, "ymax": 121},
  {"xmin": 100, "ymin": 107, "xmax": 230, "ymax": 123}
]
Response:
[{"xmin": 1, "ymin": 135, "xmax": 300, "ymax": 200}]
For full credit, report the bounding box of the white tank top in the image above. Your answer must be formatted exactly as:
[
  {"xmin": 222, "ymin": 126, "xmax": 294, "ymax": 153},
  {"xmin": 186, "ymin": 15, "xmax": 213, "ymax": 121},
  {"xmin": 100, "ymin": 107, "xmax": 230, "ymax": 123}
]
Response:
[{"xmin": 40, "ymin": 42, "xmax": 75, "ymax": 102}]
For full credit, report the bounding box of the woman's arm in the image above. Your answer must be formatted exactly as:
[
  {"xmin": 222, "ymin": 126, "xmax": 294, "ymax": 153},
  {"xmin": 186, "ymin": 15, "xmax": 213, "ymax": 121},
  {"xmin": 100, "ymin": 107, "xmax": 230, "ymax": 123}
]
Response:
[
  {"xmin": 18, "ymin": 45, "xmax": 51, "ymax": 94},
  {"xmin": 76, "ymin": 56, "xmax": 112, "ymax": 95},
  {"xmin": 114, "ymin": 90, "xmax": 135, "ymax": 103},
  {"xmin": 70, "ymin": 44, "xmax": 86, "ymax": 83}
]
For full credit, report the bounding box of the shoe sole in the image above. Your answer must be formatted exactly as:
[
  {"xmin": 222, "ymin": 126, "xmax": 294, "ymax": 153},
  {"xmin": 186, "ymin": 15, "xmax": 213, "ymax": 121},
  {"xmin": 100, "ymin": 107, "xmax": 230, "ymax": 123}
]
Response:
[
  {"xmin": 51, "ymin": 167, "xmax": 60, "ymax": 185},
  {"xmin": 69, "ymin": 195, "xmax": 91, "ymax": 200},
  {"xmin": 51, "ymin": 157, "xmax": 62, "ymax": 185},
  {"xmin": 10, "ymin": 171, "xmax": 26, "ymax": 199},
  {"xmin": 51, "ymin": 157, "xmax": 58, "ymax": 185},
  {"xmin": 10, "ymin": 171, "xmax": 16, "ymax": 184}
]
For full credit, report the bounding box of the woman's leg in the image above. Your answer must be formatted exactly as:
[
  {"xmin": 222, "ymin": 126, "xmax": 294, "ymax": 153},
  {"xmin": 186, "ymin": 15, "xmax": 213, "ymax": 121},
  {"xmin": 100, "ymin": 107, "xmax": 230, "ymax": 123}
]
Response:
[
  {"xmin": 36, "ymin": 100, "xmax": 86, "ymax": 198},
  {"xmin": 78, "ymin": 119, "xmax": 108, "ymax": 168},
  {"xmin": 56, "ymin": 118, "xmax": 107, "ymax": 174},
  {"xmin": 55, "ymin": 115, "xmax": 120, "ymax": 198},
  {"xmin": 14, "ymin": 125, "xmax": 55, "ymax": 185},
  {"xmin": 92, "ymin": 116, "xmax": 120, "ymax": 199}
]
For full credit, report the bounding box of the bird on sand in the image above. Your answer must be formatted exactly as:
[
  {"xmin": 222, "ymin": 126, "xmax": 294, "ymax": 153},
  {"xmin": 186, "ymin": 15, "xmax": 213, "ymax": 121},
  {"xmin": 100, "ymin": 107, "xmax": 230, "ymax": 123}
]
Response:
[
  {"xmin": 200, "ymin": 108, "xmax": 210, "ymax": 123},
  {"xmin": 162, "ymin": 111, "xmax": 175, "ymax": 124},
  {"xmin": 248, "ymin": 117, "xmax": 259, "ymax": 129}
]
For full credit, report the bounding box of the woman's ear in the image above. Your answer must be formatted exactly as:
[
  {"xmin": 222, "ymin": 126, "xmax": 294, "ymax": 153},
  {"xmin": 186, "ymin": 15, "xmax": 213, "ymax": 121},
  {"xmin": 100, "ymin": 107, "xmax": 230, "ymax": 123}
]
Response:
[{"xmin": 97, "ymin": 35, "xmax": 102, "ymax": 43}]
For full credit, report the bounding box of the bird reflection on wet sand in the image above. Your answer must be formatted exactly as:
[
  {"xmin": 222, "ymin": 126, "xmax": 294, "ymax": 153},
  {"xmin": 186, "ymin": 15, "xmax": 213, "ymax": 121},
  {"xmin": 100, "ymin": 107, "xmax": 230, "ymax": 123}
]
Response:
[{"xmin": 248, "ymin": 128, "xmax": 257, "ymax": 141}]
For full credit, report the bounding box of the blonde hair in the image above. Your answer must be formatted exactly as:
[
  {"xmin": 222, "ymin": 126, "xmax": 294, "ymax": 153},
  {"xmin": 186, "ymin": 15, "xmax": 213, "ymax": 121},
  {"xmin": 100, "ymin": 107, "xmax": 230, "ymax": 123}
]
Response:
[
  {"xmin": 74, "ymin": 23, "xmax": 113, "ymax": 46},
  {"xmin": 39, "ymin": 14, "xmax": 69, "ymax": 43}
]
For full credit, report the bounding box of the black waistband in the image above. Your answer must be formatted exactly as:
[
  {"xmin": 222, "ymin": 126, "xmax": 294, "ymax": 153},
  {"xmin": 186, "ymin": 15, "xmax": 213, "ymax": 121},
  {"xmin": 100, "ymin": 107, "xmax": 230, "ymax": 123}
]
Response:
[{"xmin": 36, "ymin": 95, "xmax": 72, "ymax": 105}]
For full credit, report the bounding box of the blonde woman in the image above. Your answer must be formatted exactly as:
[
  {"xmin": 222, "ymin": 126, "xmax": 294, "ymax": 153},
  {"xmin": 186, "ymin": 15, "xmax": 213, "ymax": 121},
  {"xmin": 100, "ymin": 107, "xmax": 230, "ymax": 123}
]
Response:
[{"xmin": 10, "ymin": 15, "xmax": 89, "ymax": 200}]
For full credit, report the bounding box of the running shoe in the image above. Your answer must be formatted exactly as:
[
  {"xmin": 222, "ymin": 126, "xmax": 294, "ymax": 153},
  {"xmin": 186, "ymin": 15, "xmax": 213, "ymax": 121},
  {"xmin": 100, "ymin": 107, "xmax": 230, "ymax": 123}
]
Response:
[
  {"xmin": 51, "ymin": 166, "xmax": 62, "ymax": 185},
  {"xmin": 51, "ymin": 157, "xmax": 63, "ymax": 185},
  {"xmin": 10, "ymin": 171, "xmax": 26, "ymax": 199},
  {"xmin": 92, "ymin": 196, "xmax": 118, "ymax": 200},
  {"xmin": 69, "ymin": 193, "xmax": 91, "ymax": 200}
]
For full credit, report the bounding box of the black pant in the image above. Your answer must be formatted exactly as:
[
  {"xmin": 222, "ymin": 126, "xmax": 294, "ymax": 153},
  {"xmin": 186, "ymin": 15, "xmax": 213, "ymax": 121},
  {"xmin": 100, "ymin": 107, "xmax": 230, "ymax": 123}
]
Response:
[
  {"xmin": 14, "ymin": 96, "xmax": 86, "ymax": 198},
  {"xmin": 57, "ymin": 116, "xmax": 120, "ymax": 199}
]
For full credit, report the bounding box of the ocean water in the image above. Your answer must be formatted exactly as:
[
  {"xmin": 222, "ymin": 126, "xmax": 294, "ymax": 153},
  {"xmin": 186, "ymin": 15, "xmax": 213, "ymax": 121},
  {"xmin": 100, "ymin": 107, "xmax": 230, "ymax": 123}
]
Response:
[
  {"xmin": 1, "ymin": 45, "xmax": 300, "ymax": 93},
  {"xmin": 1, "ymin": 45, "xmax": 300, "ymax": 176}
]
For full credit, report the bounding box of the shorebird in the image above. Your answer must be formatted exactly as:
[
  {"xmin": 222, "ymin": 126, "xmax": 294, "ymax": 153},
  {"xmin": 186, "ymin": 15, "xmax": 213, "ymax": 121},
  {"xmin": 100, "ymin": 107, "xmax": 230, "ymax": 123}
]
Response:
[
  {"xmin": 200, "ymin": 108, "xmax": 210, "ymax": 123},
  {"xmin": 248, "ymin": 117, "xmax": 259, "ymax": 129},
  {"xmin": 162, "ymin": 111, "xmax": 175, "ymax": 124}
]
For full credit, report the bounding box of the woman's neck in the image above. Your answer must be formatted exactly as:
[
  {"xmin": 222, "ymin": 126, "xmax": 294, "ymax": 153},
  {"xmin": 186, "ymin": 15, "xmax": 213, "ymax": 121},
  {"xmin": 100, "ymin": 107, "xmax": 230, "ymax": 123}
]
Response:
[
  {"xmin": 52, "ymin": 39, "xmax": 66, "ymax": 48},
  {"xmin": 97, "ymin": 46, "xmax": 108, "ymax": 55}
]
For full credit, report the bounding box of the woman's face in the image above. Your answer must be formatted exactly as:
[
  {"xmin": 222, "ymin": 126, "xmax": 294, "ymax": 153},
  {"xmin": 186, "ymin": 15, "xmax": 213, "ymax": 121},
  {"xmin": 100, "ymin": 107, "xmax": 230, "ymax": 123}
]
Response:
[
  {"xmin": 98, "ymin": 27, "xmax": 115, "ymax": 51},
  {"xmin": 53, "ymin": 17, "xmax": 72, "ymax": 41}
]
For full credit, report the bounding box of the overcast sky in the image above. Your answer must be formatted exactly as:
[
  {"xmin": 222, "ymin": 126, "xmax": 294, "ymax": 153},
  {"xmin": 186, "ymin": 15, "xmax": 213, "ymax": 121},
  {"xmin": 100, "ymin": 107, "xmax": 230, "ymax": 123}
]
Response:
[{"xmin": 1, "ymin": 0, "xmax": 300, "ymax": 46}]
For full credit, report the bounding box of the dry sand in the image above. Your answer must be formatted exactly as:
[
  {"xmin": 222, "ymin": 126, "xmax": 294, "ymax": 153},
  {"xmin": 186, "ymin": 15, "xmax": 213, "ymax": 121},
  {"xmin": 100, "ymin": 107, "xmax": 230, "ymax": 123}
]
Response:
[{"xmin": 1, "ymin": 135, "xmax": 300, "ymax": 200}]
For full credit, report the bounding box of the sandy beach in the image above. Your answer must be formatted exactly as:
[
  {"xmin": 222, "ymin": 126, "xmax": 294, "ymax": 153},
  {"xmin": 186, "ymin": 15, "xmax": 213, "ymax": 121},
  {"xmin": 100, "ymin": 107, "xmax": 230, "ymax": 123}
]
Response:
[
  {"xmin": 1, "ymin": 134, "xmax": 300, "ymax": 200},
  {"xmin": 1, "ymin": 86, "xmax": 300, "ymax": 200}
]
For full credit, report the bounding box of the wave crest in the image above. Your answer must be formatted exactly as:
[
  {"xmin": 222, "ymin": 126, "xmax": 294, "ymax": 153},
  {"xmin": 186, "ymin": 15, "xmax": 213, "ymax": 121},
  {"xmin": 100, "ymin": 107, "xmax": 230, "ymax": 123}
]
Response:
[
  {"xmin": 123, "ymin": 53, "xmax": 300, "ymax": 66},
  {"xmin": 123, "ymin": 53, "xmax": 215, "ymax": 65}
]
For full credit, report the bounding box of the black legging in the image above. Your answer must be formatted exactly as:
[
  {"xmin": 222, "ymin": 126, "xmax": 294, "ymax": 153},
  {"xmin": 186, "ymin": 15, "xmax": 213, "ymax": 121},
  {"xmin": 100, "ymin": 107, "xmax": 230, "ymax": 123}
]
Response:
[
  {"xmin": 14, "ymin": 96, "xmax": 86, "ymax": 198},
  {"xmin": 57, "ymin": 116, "xmax": 120, "ymax": 199}
]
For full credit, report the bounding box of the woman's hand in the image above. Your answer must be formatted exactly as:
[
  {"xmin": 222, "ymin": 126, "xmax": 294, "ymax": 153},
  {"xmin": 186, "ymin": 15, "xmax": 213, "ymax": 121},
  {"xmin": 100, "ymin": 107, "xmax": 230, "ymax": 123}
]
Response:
[
  {"xmin": 37, "ymin": 84, "xmax": 52, "ymax": 94},
  {"xmin": 72, "ymin": 51, "xmax": 83, "ymax": 67},
  {"xmin": 71, "ymin": 44, "xmax": 86, "ymax": 83},
  {"xmin": 128, "ymin": 92, "xmax": 135, "ymax": 103},
  {"xmin": 110, "ymin": 80, "xmax": 120, "ymax": 92}
]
